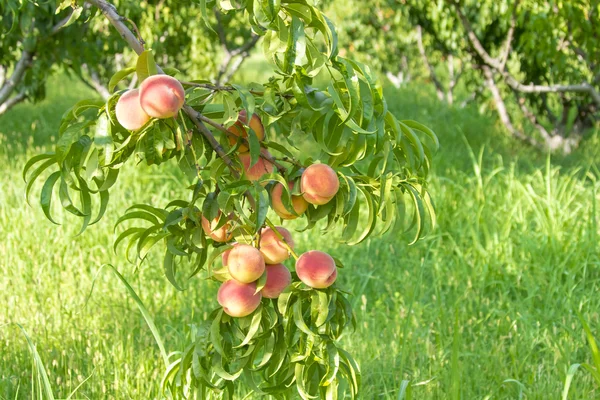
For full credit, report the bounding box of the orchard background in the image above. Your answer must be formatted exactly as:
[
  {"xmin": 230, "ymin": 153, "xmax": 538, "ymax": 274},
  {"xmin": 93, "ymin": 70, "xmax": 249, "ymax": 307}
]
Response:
[{"xmin": 1, "ymin": 0, "xmax": 600, "ymax": 399}]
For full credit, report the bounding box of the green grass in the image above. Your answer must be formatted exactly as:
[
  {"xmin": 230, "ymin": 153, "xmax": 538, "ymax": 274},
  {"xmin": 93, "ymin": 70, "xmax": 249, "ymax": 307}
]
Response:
[{"xmin": 1, "ymin": 76, "xmax": 599, "ymax": 399}]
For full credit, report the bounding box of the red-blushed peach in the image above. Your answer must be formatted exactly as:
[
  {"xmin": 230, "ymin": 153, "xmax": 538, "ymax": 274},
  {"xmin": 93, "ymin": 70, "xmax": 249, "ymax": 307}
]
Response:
[
  {"xmin": 217, "ymin": 280, "xmax": 262, "ymax": 317},
  {"xmin": 300, "ymin": 163, "xmax": 340, "ymax": 205},
  {"xmin": 227, "ymin": 244, "xmax": 266, "ymax": 283},
  {"xmin": 261, "ymin": 264, "xmax": 292, "ymax": 299},
  {"xmin": 239, "ymin": 149, "xmax": 274, "ymax": 182},
  {"xmin": 295, "ymin": 250, "xmax": 337, "ymax": 289},
  {"xmin": 139, "ymin": 75, "xmax": 185, "ymax": 118},
  {"xmin": 271, "ymin": 181, "xmax": 309, "ymax": 220},
  {"xmin": 259, "ymin": 226, "xmax": 294, "ymax": 264},
  {"xmin": 115, "ymin": 89, "xmax": 150, "ymax": 131},
  {"xmin": 227, "ymin": 110, "xmax": 265, "ymax": 152},
  {"xmin": 201, "ymin": 214, "xmax": 233, "ymax": 243}
]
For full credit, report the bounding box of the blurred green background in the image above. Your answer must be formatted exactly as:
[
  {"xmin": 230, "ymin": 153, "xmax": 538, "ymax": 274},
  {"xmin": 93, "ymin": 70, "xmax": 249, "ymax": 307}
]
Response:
[{"xmin": 1, "ymin": 0, "xmax": 600, "ymax": 399}]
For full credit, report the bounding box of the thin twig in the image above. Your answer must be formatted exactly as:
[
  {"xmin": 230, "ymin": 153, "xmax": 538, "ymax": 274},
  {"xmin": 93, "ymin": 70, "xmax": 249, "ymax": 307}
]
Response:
[
  {"xmin": 198, "ymin": 114, "xmax": 287, "ymax": 173},
  {"xmin": 181, "ymin": 81, "xmax": 294, "ymax": 99},
  {"xmin": 0, "ymin": 92, "xmax": 27, "ymax": 115}
]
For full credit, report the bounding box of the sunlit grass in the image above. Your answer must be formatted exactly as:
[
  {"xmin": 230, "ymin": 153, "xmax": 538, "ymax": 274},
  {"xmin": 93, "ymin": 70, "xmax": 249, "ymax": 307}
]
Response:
[{"xmin": 0, "ymin": 76, "xmax": 599, "ymax": 399}]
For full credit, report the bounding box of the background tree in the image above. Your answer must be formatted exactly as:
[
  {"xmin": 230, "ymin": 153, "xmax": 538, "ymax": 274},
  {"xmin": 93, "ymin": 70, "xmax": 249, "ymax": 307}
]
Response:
[
  {"xmin": 0, "ymin": 0, "xmax": 258, "ymax": 112},
  {"xmin": 23, "ymin": 0, "xmax": 437, "ymax": 397},
  {"xmin": 333, "ymin": 0, "xmax": 599, "ymax": 152}
]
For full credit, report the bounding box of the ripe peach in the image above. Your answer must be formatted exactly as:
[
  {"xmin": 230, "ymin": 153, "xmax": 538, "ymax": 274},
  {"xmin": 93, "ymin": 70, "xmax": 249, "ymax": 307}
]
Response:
[
  {"xmin": 261, "ymin": 264, "xmax": 292, "ymax": 299},
  {"xmin": 295, "ymin": 250, "xmax": 337, "ymax": 289},
  {"xmin": 201, "ymin": 214, "xmax": 233, "ymax": 243},
  {"xmin": 115, "ymin": 89, "xmax": 150, "ymax": 131},
  {"xmin": 227, "ymin": 110, "xmax": 265, "ymax": 152},
  {"xmin": 259, "ymin": 226, "xmax": 294, "ymax": 264},
  {"xmin": 217, "ymin": 280, "xmax": 262, "ymax": 317},
  {"xmin": 227, "ymin": 244, "xmax": 266, "ymax": 283},
  {"xmin": 300, "ymin": 164, "xmax": 339, "ymax": 205},
  {"xmin": 139, "ymin": 75, "xmax": 185, "ymax": 119},
  {"xmin": 239, "ymin": 149, "xmax": 274, "ymax": 181},
  {"xmin": 271, "ymin": 181, "xmax": 309, "ymax": 220}
]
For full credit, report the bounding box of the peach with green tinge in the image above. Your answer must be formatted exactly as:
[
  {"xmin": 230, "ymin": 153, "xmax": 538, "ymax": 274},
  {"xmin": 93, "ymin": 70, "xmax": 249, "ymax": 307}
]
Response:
[
  {"xmin": 239, "ymin": 149, "xmax": 274, "ymax": 182},
  {"xmin": 217, "ymin": 280, "xmax": 262, "ymax": 317},
  {"xmin": 259, "ymin": 226, "xmax": 294, "ymax": 264},
  {"xmin": 201, "ymin": 213, "xmax": 233, "ymax": 243},
  {"xmin": 271, "ymin": 181, "xmax": 309, "ymax": 220},
  {"xmin": 300, "ymin": 163, "xmax": 340, "ymax": 205},
  {"xmin": 115, "ymin": 89, "xmax": 150, "ymax": 131},
  {"xmin": 227, "ymin": 110, "xmax": 265, "ymax": 152},
  {"xmin": 227, "ymin": 244, "xmax": 266, "ymax": 283},
  {"xmin": 139, "ymin": 75, "xmax": 185, "ymax": 119},
  {"xmin": 261, "ymin": 264, "xmax": 292, "ymax": 299},
  {"xmin": 295, "ymin": 250, "xmax": 337, "ymax": 289}
]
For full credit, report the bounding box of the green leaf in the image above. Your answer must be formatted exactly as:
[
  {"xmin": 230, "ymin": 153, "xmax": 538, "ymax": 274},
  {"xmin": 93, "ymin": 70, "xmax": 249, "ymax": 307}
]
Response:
[
  {"xmin": 108, "ymin": 67, "xmax": 136, "ymax": 93},
  {"xmin": 211, "ymin": 309, "xmax": 226, "ymax": 357},
  {"xmin": 321, "ymin": 341, "xmax": 340, "ymax": 386},
  {"xmin": 235, "ymin": 305, "xmax": 263, "ymax": 348},
  {"xmin": 75, "ymin": 177, "xmax": 92, "ymax": 235},
  {"xmin": 295, "ymin": 363, "xmax": 318, "ymax": 399},
  {"xmin": 56, "ymin": 122, "xmax": 88, "ymax": 162},
  {"xmin": 136, "ymin": 50, "xmax": 158, "ymax": 82},
  {"xmin": 212, "ymin": 354, "xmax": 244, "ymax": 381},
  {"xmin": 402, "ymin": 120, "xmax": 439, "ymax": 153},
  {"xmin": 25, "ymin": 158, "xmax": 57, "ymax": 205},
  {"xmin": 404, "ymin": 183, "xmax": 426, "ymax": 245},
  {"xmin": 22, "ymin": 152, "xmax": 55, "ymax": 182},
  {"xmin": 314, "ymin": 290, "xmax": 330, "ymax": 327},
  {"xmin": 293, "ymin": 300, "xmax": 317, "ymax": 336},
  {"xmin": 114, "ymin": 210, "xmax": 160, "ymax": 229},
  {"xmin": 232, "ymin": 84, "xmax": 256, "ymax": 116},
  {"xmin": 283, "ymin": 16, "xmax": 306, "ymax": 75},
  {"xmin": 94, "ymin": 113, "xmax": 114, "ymax": 165},
  {"xmin": 338, "ymin": 348, "xmax": 361, "ymax": 396},
  {"xmin": 163, "ymin": 250, "xmax": 184, "ymax": 291},
  {"xmin": 90, "ymin": 190, "xmax": 109, "ymax": 226},
  {"xmin": 253, "ymin": 183, "xmax": 269, "ymax": 233},
  {"xmin": 59, "ymin": 177, "xmax": 86, "ymax": 217},
  {"xmin": 114, "ymin": 227, "xmax": 145, "ymax": 253},
  {"xmin": 128, "ymin": 204, "xmax": 169, "ymax": 221}
]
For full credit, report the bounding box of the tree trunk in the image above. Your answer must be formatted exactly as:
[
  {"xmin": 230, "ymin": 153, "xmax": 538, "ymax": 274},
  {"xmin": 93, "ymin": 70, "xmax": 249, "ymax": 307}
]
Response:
[{"xmin": 482, "ymin": 66, "xmax": 540, "ymax": 147}]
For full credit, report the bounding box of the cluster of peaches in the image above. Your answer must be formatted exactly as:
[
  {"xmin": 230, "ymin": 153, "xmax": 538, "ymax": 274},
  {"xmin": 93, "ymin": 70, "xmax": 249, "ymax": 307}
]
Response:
[
  {"xmin": 215, "ymin": 227, "xmax": 338, "ymax": 317},
  {"xmin": 114, "ymin": 74, "xmax": 343, "ymax": 318},
  {"xmin": 115, "ymin": 74, "xmax": 186, "ymax": 129}
]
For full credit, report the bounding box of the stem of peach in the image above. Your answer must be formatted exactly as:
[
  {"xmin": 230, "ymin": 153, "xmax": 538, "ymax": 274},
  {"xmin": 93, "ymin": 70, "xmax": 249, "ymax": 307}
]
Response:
[{"xmin": 265, "ymin": 218, "xmax": 299, "ymax": 260}]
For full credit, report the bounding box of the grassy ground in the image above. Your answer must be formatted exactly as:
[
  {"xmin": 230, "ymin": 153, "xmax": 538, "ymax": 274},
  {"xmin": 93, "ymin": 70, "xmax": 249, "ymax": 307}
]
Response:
[{"xmin": 1, "ymin": 76, "xmax": 599, "ymax": 399}]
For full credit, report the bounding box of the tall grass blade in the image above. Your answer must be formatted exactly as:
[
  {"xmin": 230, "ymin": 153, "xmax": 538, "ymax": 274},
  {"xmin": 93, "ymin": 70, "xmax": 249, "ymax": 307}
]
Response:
[
  {"xmin": 84, "ymin": 264, "xmax": 169, "ymax": 367},
  {"xmin": 561, "ymin": 363, "xmax": 581, "ymax": 400},
  {"xmin": 576, "ymin": 310, "xmax": 600, "ymax": 372},
  {"xmin": 13, "ymin": 323, "xmax": 55, "ymax": 400}
]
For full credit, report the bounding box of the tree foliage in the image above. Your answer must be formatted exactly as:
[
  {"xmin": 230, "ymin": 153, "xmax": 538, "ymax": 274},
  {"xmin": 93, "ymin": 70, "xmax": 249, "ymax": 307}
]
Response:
[
  {"xmin": 335, "ymin": 0, "xmax": 599, "ymax": 151},
  {"xmin": 23, "ymin": 0, "xmax": 437, "ymax": 397},
  {"xmin": 0, "ymin": 0, "xmax": 254, "ymax": 111}
]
